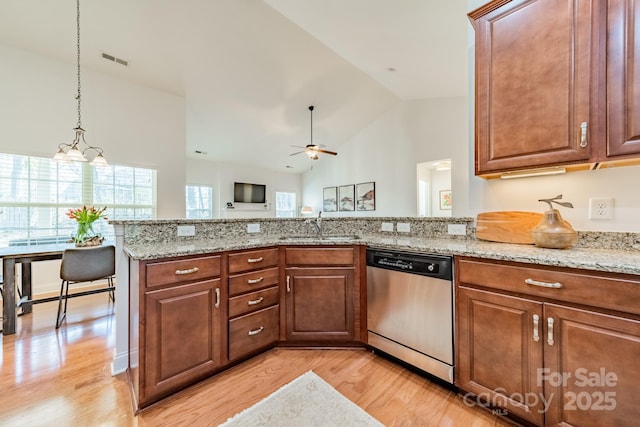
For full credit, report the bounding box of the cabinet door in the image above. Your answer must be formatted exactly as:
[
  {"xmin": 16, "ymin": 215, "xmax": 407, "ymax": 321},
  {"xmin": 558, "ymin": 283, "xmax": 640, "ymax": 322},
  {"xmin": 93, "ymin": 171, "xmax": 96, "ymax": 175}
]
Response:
[
  {"xmin": 285, "ymin": 267, "xmax": 354, "ymax": 341},
  {"xmin": 456, "ymin": 286, "xmax": 545, "ymax": 425},
  {"xmin": 143, "ymin": 279, "xmax": 222, "ymax": 401},
  {"xmin": 470, "ymin": 0, "xmax": 598, "ymax": 175},
  {"xmin": 544, "ymin": 304, "xmax": 640, "ymax": 426},
  {"xmin": 607, "ymin": 0, "xmax": 640, "ymax": 157}
]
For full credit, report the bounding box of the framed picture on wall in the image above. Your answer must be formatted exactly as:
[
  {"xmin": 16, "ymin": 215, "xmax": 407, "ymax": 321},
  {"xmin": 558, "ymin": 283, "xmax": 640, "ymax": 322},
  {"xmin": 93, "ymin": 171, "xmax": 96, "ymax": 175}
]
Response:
[
  {"xmin": 356, "ymin": 182, "xmax": 375, "ymax": 211},
  {"xmin": 323, "ymin": 187, "xmax": 338, "ymax": 212},
  {"xmin": 338, "ymin": 185, "xmax": 355, "ymax": 211},
  {"xmin": 439, "ymin": 190, "xmax": 452, "ymax": 210}
]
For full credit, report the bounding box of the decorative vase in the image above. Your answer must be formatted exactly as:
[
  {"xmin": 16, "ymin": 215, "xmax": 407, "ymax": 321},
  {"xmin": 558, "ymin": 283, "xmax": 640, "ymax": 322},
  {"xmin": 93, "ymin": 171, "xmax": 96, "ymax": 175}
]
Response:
[
  {"xmin": 74, "ymin": 222, "xmax": 103, "ymax": 247},
  {"xmin": 531, "ymin": 208, "xmax": 577, "ymax": 249}
]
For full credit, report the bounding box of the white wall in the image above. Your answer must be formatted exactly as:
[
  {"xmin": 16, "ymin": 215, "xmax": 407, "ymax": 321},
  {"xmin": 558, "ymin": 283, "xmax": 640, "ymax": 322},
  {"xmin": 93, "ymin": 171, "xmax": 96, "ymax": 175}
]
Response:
[
  {"xmin": 0, "ymin": 44, "xmax": 187, "ymax": 219},
  {"xmin": 187, "ymin": 158, "xmax": 302, "ymax": 218},
  {"xmin": 302, "ymin": 98, "xmax": 470, "ymax": 217},
  {"xmin": 0, "ymin": 44, "xmax": 186, "ymax": 295}
]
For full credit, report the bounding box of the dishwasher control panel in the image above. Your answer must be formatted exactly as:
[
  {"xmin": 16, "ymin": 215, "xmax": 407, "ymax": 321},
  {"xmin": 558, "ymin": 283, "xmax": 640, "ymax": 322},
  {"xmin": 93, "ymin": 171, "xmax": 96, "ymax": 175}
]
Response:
[{"xmin": 366, "ymin": 248, "xmax": 452, "ymax": 280}]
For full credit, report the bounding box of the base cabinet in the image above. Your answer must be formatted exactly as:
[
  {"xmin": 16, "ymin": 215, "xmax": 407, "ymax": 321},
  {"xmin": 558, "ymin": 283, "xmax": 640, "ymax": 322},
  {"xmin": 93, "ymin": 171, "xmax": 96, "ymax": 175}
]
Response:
[
  {"xmin": 283, "ymin": 246, "xmax": 361, "ymax": 343},
  {"xmin": 456, "ymin": 256, "xmax": 640, "ymax": 426},
  {"xmin": 144, "ymin": 279, "xmax": 222, "ymax": 399},
  {"xmin": 285, "ymin": 267, "xmax": 354, "ymax": 341}
]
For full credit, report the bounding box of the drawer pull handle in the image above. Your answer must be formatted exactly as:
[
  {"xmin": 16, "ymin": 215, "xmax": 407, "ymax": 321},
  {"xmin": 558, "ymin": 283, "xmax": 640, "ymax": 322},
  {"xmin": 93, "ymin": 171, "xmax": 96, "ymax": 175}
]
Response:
[
  {"xmin": 525, "ymin": 278, "xmax": 562, "ymax": 289},
  {"xmin": 214, "ymin": 288, "xmax": 220, "ymax": 308},
  {"xmin": 248, "ymin": 297, "xmax": 264, "ymax": 306},
  {"xmin": 547, "ymin": 317, "xmax": 555, "ymax": 346},
  {"xmin": 533, "ymin": 314, "xmax": 540, "ymax": 342},
  {"xmin": 247, "ymin": 257, "xmax": 264, "ymax": 263},
  {"xmin": 579, "ymin": 121, "xmax": 588, "ymax": 148},
  {"xmin": 286, "ymin": 275, "xmax": 291, "ymax": 293},
  {"xmin": 247, "ymin": 277, "xmax": 264, "ymax": 284},
  {"xmin": 175, "ymin": 267, "xmax": 199, "ymax": 275},
  {"xmin": 248, "ymin": 326, "xmax": 264, "ymax": 336}
]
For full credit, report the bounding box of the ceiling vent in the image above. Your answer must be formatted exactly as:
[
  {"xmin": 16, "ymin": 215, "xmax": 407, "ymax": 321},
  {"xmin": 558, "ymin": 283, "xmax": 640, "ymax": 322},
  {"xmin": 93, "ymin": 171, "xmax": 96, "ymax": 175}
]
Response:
[{"xmin": 101, "ymin": 52, "xmax": 128, "ymax": 67}]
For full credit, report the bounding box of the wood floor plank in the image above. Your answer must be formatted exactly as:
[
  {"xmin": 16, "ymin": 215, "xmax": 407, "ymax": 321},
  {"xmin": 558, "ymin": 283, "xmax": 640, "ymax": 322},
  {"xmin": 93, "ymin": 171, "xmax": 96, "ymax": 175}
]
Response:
[{"xmin": 1, "ymin": 295, "xmax": 517, "ymax": 426}]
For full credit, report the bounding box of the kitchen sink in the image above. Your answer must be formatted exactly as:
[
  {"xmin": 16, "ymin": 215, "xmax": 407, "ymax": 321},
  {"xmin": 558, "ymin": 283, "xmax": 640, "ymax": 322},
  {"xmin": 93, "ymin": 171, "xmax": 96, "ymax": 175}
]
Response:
[{"xmin": 278, "ymin": 235, "xmax": 361, "ymax": 242}]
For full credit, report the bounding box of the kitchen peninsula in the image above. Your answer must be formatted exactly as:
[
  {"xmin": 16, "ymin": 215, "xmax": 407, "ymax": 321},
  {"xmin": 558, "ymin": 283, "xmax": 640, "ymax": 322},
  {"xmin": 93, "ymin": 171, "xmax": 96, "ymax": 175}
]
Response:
[{"xmin": 112, "ymin": 217, "xmax": 640, "ymax": 425}]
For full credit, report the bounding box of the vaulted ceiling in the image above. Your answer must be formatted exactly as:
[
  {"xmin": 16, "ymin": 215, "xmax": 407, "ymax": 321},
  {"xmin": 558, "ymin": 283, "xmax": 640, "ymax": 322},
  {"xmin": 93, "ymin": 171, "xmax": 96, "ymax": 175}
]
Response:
[{"xmin": 0, "ymin": 0, "xmax": 469, "ymax": 172}]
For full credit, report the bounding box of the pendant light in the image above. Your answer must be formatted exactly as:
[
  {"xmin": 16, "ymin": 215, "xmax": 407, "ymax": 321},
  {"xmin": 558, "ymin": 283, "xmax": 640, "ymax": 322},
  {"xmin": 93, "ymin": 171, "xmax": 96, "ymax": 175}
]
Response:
[{"xmin": 53, "ymin": 0, "xmax": 108, "ymax": 167}]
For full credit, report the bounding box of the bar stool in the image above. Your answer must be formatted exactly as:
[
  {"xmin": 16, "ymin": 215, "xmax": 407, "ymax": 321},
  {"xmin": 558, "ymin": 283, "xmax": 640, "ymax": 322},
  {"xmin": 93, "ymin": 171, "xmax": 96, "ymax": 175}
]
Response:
[{"xmin": 56, "ymin": 245, "xmax": 115, "ymax": 329}]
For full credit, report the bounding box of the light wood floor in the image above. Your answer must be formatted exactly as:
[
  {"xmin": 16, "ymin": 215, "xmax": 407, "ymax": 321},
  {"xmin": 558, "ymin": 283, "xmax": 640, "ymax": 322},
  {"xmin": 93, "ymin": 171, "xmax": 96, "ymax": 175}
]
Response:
[{"xmin": 0, "ymin": 295, "xmax": 517, "ymax": 426}]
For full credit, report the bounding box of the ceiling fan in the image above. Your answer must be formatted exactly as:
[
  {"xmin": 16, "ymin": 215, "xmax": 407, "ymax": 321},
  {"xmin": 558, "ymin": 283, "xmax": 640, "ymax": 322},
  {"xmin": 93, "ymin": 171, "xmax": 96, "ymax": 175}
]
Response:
[{"xmin": 290, "ymin": 106, "xmax": 338, "ymax": 160}]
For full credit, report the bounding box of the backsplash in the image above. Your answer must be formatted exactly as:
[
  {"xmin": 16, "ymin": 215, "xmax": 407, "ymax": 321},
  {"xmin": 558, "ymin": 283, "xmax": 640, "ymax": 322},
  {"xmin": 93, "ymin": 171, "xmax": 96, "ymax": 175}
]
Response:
[
  {"xmin": 112, "ymin": 217, "xmax": 475, "ymax": 245},
  {"xmin": 110, "ymin": 217, "xmax": 640, "ymax": 251}
]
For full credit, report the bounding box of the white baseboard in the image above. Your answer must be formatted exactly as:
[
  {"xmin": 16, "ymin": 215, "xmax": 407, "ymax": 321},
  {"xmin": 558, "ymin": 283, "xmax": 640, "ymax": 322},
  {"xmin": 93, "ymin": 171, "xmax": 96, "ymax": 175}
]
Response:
[{"xmin": 111, "ymin": 349, "xmax": 128, "ymax": 376}]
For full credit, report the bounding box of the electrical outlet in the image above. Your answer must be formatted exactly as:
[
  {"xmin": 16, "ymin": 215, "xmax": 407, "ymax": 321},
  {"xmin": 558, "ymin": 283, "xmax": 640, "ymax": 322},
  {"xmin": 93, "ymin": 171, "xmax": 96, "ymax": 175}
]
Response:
[
  {"xmin": 397, "ymin": 222, "xmax": 411, "ymax": 233},
  {"xmin": 177, "ymin": 225, "xmax": 195, "ymax": 237},
  {"xmin": 447, "ymin": 224, "xmax": 467, "ymax": 236},
  {"xmin": 381, "ymin": 222, "xmax": 394, "ymax": 232},
  {"xmin": 247, "ymin": 223, "xmax": 261, "ymax": 233},
  {"xmin": 588, "ymin": 197, "xmax": 613, "ymax": 220}
]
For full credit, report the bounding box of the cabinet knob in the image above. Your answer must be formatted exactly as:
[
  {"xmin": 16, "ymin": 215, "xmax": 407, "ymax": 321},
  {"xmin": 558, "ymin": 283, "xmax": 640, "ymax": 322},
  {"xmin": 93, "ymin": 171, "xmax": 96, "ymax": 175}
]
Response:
[
  {"xmin": 248, "ymin": 326, "xmax": 264, "ymax": 336},
  {"xmin": 533, "ymin": 314, "xmax": 540, "ymax": 342},
  {"xmin": 525, "ymin": 278, "xmax": 563, "ymax": 289},
  {"xmin": 248, "ymin": 297, "xmax": 264, "ymax": 306},
  {"xmin": 547, "ymin": 317, "xmax": 555, "ymax": 346},
  {"xmin": 579, "ymin": 121, "xmax": 588, "ymax": 148},
  {"xmin": 175, "ymin": 267, "xmax": 199, "ymax": 275}
]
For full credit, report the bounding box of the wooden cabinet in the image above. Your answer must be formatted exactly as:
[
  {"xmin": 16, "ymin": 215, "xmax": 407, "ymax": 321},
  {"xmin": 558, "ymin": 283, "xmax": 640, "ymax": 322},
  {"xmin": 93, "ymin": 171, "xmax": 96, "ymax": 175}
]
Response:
[
  {"xmin": 133, "ymin": 254, "xmax": 223, "ymax": 408},
  {"xmin": 227, "ymin": 247, "xmax": 279, "ymax": 361},
  {"xmin": 456, "ymin": 256, "xmax": 640, "ymax": 426},
  {"xmin": 283, "ymin": 246, "xmax": 360, "ymax": 343},
  {"xmin": 470, "ymin": 0, "xmax": 640, "ymax": 176},
  {"xmin": 606, "ymin": 0, "xmax": 640, "ymax": 158},
  {"xmin": 469, "ymin": 0, "xmax": 599, "ymax": 176}
]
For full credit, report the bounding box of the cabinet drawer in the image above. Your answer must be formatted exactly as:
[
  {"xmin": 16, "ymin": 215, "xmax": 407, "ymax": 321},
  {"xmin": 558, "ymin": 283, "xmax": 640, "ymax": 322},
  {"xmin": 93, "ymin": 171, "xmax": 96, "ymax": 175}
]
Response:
[
  {"xmin": 457, "ymin": 257, "xmax": 640, "ymax": 316},
  {"xmin": 229, "ymin": 267, "xmax": 279, "ymax": 296},
  {"xmin": 285, "ymin": 247, "xmax": 354, "ymax": 266},
  {"xmin": 228, "ymin": 248, "xmax": 278, "ymax": 274},
  {"xmin": 229, "ymin": 305, "xmax": 279, "ymax": 361},
  {"xmin": 229, "ymin": 286, "xmax": 279, "ymax": 318},
  {"xmin": 146, "ymin": 255, "xmax": 221, "ymax": 288}
]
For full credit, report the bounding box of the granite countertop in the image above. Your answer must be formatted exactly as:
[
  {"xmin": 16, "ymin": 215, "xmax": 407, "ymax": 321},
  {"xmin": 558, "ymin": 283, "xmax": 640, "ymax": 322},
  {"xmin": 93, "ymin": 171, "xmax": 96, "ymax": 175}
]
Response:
[{"xmin": 122, "ymin": 234, "xmax": 640, "ymax": 276}]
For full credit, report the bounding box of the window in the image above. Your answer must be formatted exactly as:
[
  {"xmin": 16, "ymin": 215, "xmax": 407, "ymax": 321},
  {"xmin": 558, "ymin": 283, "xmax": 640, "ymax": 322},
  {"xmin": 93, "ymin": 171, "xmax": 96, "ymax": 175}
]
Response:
[
  {"xmin": 186, "ymin": 185, "xmax": 213, "ymax": 219},
  {"xmin": 0, "ymin": 153, "xmax": 156, "ymax": 247},
  {"xmin": 275, "ymin": 191, "xmax": 297, "ymax": 218}
]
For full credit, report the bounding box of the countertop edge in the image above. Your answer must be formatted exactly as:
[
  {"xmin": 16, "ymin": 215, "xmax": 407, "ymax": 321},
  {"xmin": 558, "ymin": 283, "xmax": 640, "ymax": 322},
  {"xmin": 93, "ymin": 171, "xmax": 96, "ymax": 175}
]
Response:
[{"xmin": 122, "ymin": 235, "xmax": 640, "ymax": 277}]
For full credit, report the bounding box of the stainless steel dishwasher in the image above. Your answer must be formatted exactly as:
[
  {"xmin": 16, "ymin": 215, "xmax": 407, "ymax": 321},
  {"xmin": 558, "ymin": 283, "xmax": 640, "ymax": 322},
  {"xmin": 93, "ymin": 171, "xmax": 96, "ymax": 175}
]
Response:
[{"xmin": 366, "ymin": 248, "xmax": 454, "ymax": 383}]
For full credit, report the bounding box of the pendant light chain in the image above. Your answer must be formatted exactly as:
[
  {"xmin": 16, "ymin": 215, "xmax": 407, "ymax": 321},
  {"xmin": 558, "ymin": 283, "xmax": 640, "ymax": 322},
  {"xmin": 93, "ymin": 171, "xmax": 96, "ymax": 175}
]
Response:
[{"xmin": 76, "ymin": 0, "xmax": 82, "ymax": 129}]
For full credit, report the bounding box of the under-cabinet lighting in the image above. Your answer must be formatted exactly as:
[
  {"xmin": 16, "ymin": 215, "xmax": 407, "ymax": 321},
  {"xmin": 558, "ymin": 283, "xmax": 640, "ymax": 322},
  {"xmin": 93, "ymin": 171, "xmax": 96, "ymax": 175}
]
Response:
[{"xmin": 500, "ymin": 167, "xmax": 566, "ymax": 180}]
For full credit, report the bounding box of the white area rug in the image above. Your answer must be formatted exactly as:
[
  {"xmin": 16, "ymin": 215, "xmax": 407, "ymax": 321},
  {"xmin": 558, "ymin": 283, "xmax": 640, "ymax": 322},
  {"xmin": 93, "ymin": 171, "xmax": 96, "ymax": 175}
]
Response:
[{"xmin": 219, "ymin": 371, "xmax": 384, "ymax": 427}]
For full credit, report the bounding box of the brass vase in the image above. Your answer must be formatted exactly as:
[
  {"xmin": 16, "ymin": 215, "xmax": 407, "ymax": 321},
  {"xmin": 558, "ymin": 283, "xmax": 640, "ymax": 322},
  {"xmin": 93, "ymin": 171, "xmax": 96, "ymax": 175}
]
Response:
[{"xmin": 531, "ymin": 209, "xmax": 577, "ymax": 249}]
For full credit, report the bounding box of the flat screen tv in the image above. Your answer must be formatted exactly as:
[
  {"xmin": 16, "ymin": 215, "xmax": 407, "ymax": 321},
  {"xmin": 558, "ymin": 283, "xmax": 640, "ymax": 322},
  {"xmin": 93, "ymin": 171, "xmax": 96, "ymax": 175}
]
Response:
[{"xmin": 234, "ymin": 182, "xmax": 266, "ymax": 204}]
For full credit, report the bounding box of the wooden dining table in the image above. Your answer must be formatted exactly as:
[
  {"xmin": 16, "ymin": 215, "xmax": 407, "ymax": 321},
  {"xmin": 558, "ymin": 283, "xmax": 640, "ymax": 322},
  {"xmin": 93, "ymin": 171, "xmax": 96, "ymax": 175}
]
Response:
[{"xmin": 1, "ymin": 242, "xmax": 111, "ymax": 335}]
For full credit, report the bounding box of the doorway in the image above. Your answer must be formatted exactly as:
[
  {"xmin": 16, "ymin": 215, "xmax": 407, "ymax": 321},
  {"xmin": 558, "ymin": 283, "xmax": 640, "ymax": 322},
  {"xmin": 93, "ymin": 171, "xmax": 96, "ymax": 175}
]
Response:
[{"xmin": 417, "ymin": 159, "xmax": 452, "ymax": 217}]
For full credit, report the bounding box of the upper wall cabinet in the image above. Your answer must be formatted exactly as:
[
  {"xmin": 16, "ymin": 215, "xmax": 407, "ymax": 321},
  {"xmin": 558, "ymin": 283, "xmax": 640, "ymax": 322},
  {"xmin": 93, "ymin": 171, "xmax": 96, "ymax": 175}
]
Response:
[
  {"xmin": 607, "ymin": 0, "xmax": 640, "ymax": 158},
  {"xmin": 470, "ymin": 0, "xmax": 640, "ymax": 177}
]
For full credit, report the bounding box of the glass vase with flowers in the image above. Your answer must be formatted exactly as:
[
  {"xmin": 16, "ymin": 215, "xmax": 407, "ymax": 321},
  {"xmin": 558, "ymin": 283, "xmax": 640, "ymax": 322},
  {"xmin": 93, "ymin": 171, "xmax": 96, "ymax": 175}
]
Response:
[{"xmin": 66, "ymin": 205, "xmax": 108, "ymax": 247}]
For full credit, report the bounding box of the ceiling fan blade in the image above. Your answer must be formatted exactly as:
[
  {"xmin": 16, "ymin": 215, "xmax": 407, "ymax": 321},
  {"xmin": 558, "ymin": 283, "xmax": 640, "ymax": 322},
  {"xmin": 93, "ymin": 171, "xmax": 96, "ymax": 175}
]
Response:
[
  {"xmin": 289, "ymin": 151, "xmax": 305, "ymax": 156},
  {"xmin": 290, "ymin": 145, "xmax": 307, "ymax": 149},
  {"xmin": 316, "ymin": 149, "xmax": 337, "ymax": 156}
]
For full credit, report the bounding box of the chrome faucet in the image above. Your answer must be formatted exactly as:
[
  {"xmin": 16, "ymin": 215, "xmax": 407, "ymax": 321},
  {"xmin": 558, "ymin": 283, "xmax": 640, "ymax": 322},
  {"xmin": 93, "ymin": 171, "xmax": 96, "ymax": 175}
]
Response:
[{"xmin": 305, "ymin": 211, "xmax": 323, "ymax": 237}]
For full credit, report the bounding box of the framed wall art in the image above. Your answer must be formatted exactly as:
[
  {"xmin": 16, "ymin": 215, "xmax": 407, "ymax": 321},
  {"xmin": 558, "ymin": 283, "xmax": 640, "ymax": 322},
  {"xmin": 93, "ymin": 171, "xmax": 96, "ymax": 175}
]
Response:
[
  {"xmin": 356, "ymin": 182, "xmax": 375, "ymax": 211},
  {"xmin": 439, "ymin": 189, "xmax": 452, "ymax": 210},
  {"xmin": 323, "ymin": 187, "xmax": 338, "ymax": 212},
  {"xmin": 338, "ymin": 185, "xmax": 355, "ymax": 211}
]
